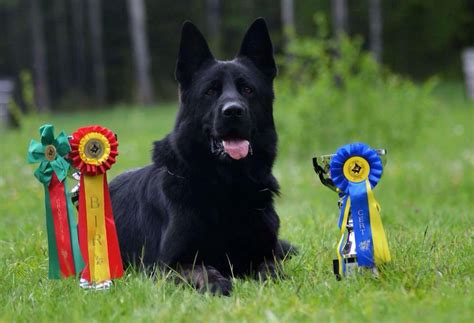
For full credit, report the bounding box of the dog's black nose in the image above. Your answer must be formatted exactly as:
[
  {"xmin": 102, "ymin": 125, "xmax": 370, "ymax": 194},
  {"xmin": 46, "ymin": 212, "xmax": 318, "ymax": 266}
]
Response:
[{"xmin": 222, "ymin": 104, "xmax": 244, "ymax": 118}]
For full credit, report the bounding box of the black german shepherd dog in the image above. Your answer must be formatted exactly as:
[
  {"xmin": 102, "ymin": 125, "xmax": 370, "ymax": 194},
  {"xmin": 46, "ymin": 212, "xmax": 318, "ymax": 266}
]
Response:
[{"xmin": 110, "ymin": 18, "xmax": 295, "ymax": 295}]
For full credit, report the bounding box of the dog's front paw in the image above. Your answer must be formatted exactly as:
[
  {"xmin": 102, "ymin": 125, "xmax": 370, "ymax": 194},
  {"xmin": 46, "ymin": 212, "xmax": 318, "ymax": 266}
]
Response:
[
  {"xmin": 256, "ymin": 262, "xmax": 284, "ymax": 281},
  {"xmin": 206, "ymin": 277, "xmax": 233, "ymax": 296},
  {"xmin": 195, "ymin": 266, "xmax": 232, "ymax": 296}
]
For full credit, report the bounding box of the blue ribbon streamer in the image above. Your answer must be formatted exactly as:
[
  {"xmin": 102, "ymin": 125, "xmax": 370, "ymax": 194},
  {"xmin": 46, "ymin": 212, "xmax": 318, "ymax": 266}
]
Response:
[
  {"xmin": 348, "ymin": 181, "xmax": 374, "ymax": 267},
  {"xmin": 338, "ymin": 195, "xmax": 349, "ymax": 230}
]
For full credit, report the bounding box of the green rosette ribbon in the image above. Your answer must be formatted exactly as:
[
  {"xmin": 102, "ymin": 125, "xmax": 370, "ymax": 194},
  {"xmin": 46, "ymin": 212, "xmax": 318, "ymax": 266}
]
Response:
[{"xmin": 28, "ymin": 124, "xmax": 84, "ymax": 279}]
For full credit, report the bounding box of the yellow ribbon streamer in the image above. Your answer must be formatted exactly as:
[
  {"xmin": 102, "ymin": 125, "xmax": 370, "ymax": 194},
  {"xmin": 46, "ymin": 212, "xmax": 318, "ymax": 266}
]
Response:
[
  {"xmin": 83, "ymin": 174, "xmax": 110, "ymax": 282},
  {"xmin": 366, "ymin": 180, "xmax": 391, "ymax": 264},
  {"xmin": 336, "ymin": 198, "xmax": 351, "ymax": 276}
]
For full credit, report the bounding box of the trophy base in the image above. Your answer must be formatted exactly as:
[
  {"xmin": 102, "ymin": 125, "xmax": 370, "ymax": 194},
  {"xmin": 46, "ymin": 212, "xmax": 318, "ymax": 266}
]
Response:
[
  {"xmin": 333, "ymin": 257, "xmax": 379, "ymax": 279},
  {"xmin": 333, "ymin": 259, "xmax": 342, "ymax": 280},
  {"xmin": 79, "ymin": 278, "xmax": 113, "ymax": 291},
  {"xmin": 333, "ymin": 257, "xmax": 357, "ymax": 280}
]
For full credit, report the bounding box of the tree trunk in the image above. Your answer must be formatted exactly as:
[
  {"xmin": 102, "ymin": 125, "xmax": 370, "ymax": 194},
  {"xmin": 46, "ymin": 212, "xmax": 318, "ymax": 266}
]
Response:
[
  {"xmin": 206, "ymin": 0, "xmax": 220, "ymax": 55},
  {"xmin": 29, "ymin": 0, "xmax": 51, "ymax": 112},
  {"xmin": 369, "ymin": 0, "xmax": 383, "ymax": 63},
  {"xmin": 281, "ymin": 0, "xmax": 295, "ymax": 63},
  {"xmin": 331, "ymin": 0, "xmax": 348, "ymax": 39},
  {"xmin": 87, "ymin": 0, "xmax": 107, "ymax": 105},
  {"xmin": 54, "ymin": 0, "xmax": 71, "ymax": 92},
  {"xmin": 70, "ymin": 0, "xmax": 86, "ymax": 91},
  {"xmin": 0, "ymin": 80, "xmax": 15, "ymax": 129},
  {"xmin": 127, "ymin": 0, "xmax": 154, "ymax": 106},
  {"xmin": 5, "ymin": 4, "xmax": 27, "ymax": 113}
]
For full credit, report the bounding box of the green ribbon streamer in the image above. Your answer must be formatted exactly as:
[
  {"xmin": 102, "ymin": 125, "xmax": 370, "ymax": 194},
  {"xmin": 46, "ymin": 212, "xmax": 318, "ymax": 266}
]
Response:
[
  {"xmin": 64, "ymin": 180, "xmax": 84, "ymax": 274},
  {"xmin": 44, "ymin": 186, "xmax": 60, "ymax": 279},
  {"xmin": 27, "ymin": 124, "xmax": 84, "ymax": 278}
]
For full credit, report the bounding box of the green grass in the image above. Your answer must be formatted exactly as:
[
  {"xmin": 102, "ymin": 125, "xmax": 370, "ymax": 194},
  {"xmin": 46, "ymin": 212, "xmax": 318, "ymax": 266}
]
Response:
[{"xmin": 0, "ymin": 82, "xmax": 473, "ymax": 322}]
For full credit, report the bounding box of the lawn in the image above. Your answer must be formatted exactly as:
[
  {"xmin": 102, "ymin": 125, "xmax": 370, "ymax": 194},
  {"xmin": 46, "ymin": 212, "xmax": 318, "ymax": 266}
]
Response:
[{"xmin": 0, "ymin": 81, "xmax": 473, "ymax": 322}]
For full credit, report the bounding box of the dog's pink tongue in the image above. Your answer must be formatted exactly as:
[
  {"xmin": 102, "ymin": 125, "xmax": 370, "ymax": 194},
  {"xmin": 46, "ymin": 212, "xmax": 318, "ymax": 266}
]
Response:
[{"xmin": 222, "ymin": 139, "xmax": 249, "ymax": 160}]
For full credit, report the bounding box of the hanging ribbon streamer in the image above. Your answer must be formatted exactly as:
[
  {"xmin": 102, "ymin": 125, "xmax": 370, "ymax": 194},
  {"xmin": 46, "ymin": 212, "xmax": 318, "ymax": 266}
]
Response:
[
  {"xmin": 330, "ymin": 142, "xmax": 391, "ymax": 275},
  {"xmin": 27, "ymin": 124, "xmax": 84, "ymax": 279},
  {"xmin": 335, "ymin": 195, "xmax": 351, "ymax": 276},
  {"xmin": 69, "ymin": 125, "xmax": 123, "ymax": 283}
]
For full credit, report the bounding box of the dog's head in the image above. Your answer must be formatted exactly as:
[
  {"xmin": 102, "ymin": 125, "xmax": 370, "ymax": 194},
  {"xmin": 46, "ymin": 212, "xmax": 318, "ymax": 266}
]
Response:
[{"xmin": 173, "ymin": 18, "xmax": 277, "ymax": 165}]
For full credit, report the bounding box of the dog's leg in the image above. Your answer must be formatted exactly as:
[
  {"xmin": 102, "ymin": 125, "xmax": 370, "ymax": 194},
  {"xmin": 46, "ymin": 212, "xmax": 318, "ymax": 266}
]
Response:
[
  {"xmin": 275, "ymin": 239, "xmax": 298, "ymax": 259},
  {"xmin": 176, "ymin": 264, "xmax": 232, "ymax": 296},
  {"xmin": 256, "ymin": 240, "xmax": 298, "ymax": 281},
  {"xmin": 256, "ymin": 260, "xmax": 282, "ymax": 281}
]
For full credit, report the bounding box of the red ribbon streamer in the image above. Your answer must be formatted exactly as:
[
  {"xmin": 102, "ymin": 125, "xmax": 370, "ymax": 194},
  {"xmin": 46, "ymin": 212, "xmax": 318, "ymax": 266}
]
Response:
[
  {"xmin": 102, "ymin": 174, "xmax": 123, "ymax": 278},
  {"xmin": 48, "ymin": 173, "xmax": 75, "ymax": 277}
]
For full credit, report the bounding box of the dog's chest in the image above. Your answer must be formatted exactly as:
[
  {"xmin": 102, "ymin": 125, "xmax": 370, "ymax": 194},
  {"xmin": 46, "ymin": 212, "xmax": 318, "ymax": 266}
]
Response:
[
  {"xmin": 197, "ymin": 195, "xmax": 277, "ymax": 258},
  {"xmin": 169, "ymin": 174, "xmax": 278, "ymax": 268}
]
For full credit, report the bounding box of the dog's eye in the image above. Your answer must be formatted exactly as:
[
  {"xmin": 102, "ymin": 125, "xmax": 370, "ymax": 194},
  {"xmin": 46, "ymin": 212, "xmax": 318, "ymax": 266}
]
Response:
[
  {"xmin": 241, "ymin": 86, "xmax": 253, "ymax": 96},
  {"xmin": 205, "ymin": 88, "xmax": 217, "ymax": 96}
]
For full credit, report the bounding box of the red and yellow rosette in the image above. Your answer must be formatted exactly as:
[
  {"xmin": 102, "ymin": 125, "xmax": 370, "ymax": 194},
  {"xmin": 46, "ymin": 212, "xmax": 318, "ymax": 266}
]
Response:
[{"xmin": 69, "ymin": 125, "xmax": 123, "ymax": 283}]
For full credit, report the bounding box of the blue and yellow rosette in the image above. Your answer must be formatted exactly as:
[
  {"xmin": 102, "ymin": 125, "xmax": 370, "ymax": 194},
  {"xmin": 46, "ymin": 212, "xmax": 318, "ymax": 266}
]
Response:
[{"xmin": 330, "ymin": 142, "xmax": 391, "ymax": 273}]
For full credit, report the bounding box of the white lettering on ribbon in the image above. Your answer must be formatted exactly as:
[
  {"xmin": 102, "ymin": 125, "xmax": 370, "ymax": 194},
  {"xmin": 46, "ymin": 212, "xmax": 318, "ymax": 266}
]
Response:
[{"xmin": 357, "ymin": 209, "xmax": 366, "ymax": 235}]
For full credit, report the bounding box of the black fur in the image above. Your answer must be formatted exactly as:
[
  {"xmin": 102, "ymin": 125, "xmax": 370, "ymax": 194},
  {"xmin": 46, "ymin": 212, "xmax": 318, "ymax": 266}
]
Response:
[{"xmin": 110, "ymin": 18, "xmax": 295, "ymax": 295}]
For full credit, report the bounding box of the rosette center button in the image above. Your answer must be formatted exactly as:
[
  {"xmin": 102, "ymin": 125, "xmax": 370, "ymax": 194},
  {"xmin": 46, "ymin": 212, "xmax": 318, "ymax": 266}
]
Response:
[
  {"xmin": 85, "ymin": 139, "xmax": 104, "ymax": 159},
  {"xmin": 343, "ymin": 156, "xmax": 370, "ymax": 182},
  {"xmin": 45, "ymin": 145, "xmax": 57, "ymax": 161}
]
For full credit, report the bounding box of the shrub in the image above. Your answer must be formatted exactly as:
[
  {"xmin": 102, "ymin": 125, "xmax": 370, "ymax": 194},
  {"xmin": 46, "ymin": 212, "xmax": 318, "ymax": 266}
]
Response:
[{"xmin": 275, "ymin": 14, "xmax": 438, "ymax": 158}]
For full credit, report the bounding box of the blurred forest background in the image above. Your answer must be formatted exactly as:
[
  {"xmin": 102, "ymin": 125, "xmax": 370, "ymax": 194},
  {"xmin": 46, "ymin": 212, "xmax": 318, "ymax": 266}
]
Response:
[{"xmin": 0, "ymin": 0, "xmax": 473, "ymax": 116}]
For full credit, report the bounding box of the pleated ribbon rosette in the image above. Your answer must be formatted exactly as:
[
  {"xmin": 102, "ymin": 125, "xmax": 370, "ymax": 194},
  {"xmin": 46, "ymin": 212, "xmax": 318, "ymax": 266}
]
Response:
[
  {"xmin": 27, "ymin": 124, "xmax": 84, "ymax": 279},
  {"xmin": 69, "ymin": 125, "xmax": 123, "ymax": 283},
  {"xmin": 330, "ymin": 142, "xmax": 391, "ymax": 276}
]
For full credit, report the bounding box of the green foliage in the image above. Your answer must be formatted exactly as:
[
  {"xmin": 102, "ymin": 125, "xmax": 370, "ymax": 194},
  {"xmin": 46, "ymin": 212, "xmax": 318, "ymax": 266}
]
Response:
[
  {"xmin": 0, "ymin": 0, "xmax": 19, "ymax": 8},
  {"xmin": 20, "ymin": 70, "xmax": 35, "ymax": 114},
  {"xmin": 7, "ymin": 97, "xmax": 21, "ymax": 128},
  {"xmin": 381, "ymin": 0, "xmax": 474, "ymax": 77},
  {"xmin": 275, "ymin": 14, "xmax": 439, "ymax": 158}
]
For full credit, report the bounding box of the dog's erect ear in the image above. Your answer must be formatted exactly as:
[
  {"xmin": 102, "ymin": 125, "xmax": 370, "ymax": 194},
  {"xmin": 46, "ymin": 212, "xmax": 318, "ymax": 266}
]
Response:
[
  {"xmin": 175, "ymin": 21, "xmax": 214, "ymax": 85},
  {"xmin": 237, "ymin": 18, "xmax": 277, "ymax": 79}
]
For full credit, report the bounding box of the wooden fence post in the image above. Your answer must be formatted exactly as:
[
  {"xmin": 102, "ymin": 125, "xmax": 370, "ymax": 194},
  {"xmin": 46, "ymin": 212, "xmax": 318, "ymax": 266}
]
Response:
[
  {"xmin": 462, "ymin": 48, "xmax": 474, "ymax": 100},
  {"xmin": 0, "ymin": 80, "xmax": 15, "ymax": 129}
]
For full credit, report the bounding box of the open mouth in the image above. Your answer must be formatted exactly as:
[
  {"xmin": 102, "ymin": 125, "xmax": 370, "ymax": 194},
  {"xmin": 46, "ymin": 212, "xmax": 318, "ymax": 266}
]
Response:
[{"xmin": 211, "ymin": 137, "xmax": 253, "ymax": 160}]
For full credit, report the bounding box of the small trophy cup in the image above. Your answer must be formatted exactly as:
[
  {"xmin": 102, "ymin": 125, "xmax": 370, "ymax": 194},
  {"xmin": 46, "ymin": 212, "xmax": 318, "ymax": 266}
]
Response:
[{"xmin": 313, "ymin": 144, "xmax": 390, "ymax": 279}]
